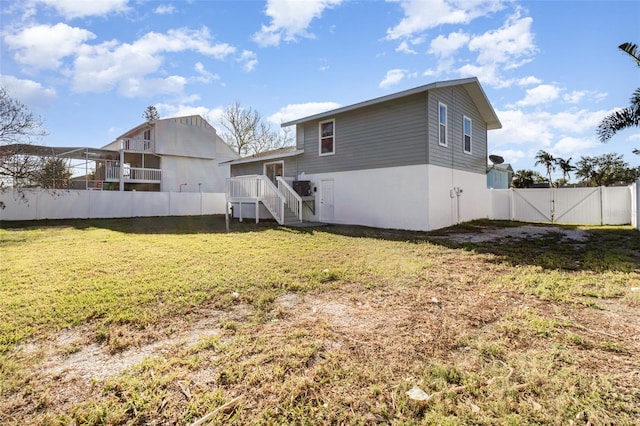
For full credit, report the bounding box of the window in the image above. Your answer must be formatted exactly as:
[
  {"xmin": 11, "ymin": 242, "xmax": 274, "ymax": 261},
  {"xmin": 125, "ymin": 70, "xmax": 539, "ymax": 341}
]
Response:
[
  {"xmin": 438, "ymin": 103, "xmax": 447, "ymax": 146},
  {"xmin": 143, "ymin": 129, "xmax": 151, "ymax": 140},
  {"xmin": 463, "ymin": 116, "xmax": 472, "ymax": 154},
  {"xmin": 319, "ymin": 119, "xmax": 335, "ymax": 155}
]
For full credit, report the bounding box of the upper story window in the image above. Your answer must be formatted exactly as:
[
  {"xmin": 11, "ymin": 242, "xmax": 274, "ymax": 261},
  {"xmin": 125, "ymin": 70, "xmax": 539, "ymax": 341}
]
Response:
[
  {"xmin": 438, "ymin": 102, "xmax": 448, "ymax": 146},
  {"xmin": 143, "ymin": 129, "xmax": 151, "ymax": 140},
  {"xmin": 463, "ymin": 116, "xmax": 472, "ymax": 154},
  {"xmin": 319, "ymin": 119, "xmax": 335, "ymax": 156}
]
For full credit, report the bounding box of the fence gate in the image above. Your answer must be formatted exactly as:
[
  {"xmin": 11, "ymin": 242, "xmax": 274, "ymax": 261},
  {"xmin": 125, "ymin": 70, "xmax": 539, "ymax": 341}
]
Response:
[{"xmin": 507, "ymin": 186, "xmax": 632, "ymax": 225}]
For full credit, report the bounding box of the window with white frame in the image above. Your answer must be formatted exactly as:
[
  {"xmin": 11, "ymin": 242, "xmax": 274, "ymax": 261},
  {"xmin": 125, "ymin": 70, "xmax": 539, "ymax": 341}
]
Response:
[
  {"xmin": 438, "ymin": 102, "xmax": 447, "ymax": 146},
  {"xmin": 463, "ymin": 115, "xmax": 472, "ymax": 154},
  {"xmin": 319, "ymin": 119, "xmax": 335, "ymax": 155}
]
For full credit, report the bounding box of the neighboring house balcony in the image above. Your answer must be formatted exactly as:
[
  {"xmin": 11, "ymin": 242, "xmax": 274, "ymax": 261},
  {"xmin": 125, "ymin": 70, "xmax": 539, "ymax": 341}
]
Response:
[
  {"xmin": 105, "ymin": 161, "xmax": 162, "ymax": 183},
  {"xmin": 120, "ymin": 138, "xmax": 154, "ymax": 152}
]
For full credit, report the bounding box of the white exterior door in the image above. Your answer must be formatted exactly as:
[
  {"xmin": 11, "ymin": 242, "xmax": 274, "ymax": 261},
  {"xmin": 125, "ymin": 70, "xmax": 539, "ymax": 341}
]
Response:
[{"xmin": 320, "ymin": 179, "xmax": 334, "ymax": 222}]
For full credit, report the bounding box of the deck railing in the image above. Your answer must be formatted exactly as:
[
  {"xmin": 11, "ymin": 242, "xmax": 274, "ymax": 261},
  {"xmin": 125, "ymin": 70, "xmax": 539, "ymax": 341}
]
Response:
[
  {"xmin": 277, "ymin": 176, "xmax": 302, "ymax": 222},
  {"xmin": 121, "ymin": 138, "xmax": 153, "ymax": 152},
  {"xmin": 227, "ymin": 175, "xmax": 286, "ymax": 224}
]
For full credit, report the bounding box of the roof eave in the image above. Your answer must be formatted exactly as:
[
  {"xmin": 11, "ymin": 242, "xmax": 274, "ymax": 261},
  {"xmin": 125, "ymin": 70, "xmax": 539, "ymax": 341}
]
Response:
[
  {"xmin": 281, "ymin": 77, "xmax": 495, "ymax": 127},
  {"xmin": 223, "ymin": 149, "xmax": 304, "ymax": 166}
]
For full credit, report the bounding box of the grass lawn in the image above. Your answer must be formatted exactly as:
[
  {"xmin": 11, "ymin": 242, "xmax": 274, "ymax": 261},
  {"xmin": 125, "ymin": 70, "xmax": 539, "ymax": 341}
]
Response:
[{"xmin": 1, "ymin": 216, "xmax": 639, "ymax": 425}]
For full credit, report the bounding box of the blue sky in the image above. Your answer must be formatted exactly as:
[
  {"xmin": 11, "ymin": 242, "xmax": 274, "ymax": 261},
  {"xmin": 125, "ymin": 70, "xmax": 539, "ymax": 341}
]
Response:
[{"xmin": 1, "ymin": 0, "xmax": 639, "ymax": 180}]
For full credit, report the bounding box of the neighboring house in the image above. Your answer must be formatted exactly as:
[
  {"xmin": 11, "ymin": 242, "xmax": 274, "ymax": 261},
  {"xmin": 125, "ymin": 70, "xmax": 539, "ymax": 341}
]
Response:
[
  {"xmin": 487, "ymin": 163, "xmax": 513, "ymax": 189},
  {"xmin": 226, "ymin": 77, "xmax": 502, "ymax": 231},
  {"xmin": 100, "ymin": 115, "xmax": 238, "ymax": 192},
  {"xmin": 0, "ymin": 115, "xmax": 237, "ymax": 193}
]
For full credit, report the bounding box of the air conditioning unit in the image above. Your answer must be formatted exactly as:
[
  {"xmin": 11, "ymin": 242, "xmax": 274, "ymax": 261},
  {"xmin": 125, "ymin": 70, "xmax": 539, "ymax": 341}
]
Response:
[{"xmin": 292, "ymin": 180, "xmax": 312, "ymax": 196}]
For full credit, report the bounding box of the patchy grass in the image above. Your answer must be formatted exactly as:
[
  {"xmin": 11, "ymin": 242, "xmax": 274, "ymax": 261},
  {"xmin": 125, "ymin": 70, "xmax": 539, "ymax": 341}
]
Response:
[{"xmin": 0, "ymin": 217, "xmax": 639, "ymax": 424}]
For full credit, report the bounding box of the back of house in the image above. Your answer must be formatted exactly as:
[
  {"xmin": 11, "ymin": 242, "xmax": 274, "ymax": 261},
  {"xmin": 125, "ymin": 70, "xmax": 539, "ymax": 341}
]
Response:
[{"xmin": 228, "ymin": 77, "xmax": 501, "ymax": 231}]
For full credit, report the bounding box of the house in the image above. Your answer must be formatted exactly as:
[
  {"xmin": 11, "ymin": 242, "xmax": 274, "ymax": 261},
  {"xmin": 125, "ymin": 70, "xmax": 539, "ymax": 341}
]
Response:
[
  {"xmin": 226, "ymin": 77, "xmax": 501, "ymax": 231},
  {"xmin": 487, "ymin": 163, "xmax": 513, "ymax": 189},
  {"xmin": 99, "ymin": 115, "xmax": 238, "ymax": 192}
]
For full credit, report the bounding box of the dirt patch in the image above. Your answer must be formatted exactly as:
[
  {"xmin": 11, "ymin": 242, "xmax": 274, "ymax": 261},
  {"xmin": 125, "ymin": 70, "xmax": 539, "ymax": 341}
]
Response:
[{"xmin": 436, "ymin": 224, "xmax": 589, "ymax": 243}]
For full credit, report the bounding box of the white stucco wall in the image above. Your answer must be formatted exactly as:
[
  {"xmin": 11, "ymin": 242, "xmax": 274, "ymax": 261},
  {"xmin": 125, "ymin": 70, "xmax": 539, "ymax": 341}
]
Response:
[
  {"xmin": 300, "ymin": 165, "xmax": 431, "ymax": 231},
  {"xmin": 296, "ymin": 164, "xmax": 491, "ymax": 231},
  {"xmin": 427, "ymin": 165, "xmax": 492, "ymax": 230}
]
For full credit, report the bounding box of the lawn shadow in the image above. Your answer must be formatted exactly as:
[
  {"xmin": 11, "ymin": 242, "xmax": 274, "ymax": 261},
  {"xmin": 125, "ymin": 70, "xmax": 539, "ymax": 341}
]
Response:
[
  {"xmin": 3, "ymin": 216, "xmax": 639, "ymax": 273},
  {"xmin": 314, "ymin": 220, "xmax": 640, "ymax": 273}
]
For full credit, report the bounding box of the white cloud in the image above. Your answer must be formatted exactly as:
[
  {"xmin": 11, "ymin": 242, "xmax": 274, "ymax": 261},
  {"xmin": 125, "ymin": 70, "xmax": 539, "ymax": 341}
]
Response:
[
  {"xmin": 71, "ymin": 27, "xmax": 235, "ymax": 94},
  {"xmin": 379, "ymin": 69, "xmax": 409, "ymax": 89},
  {"xmin": 428, "ymin": 31, "xmax": 469, "ymax": 57},
  {"xmin": 239, "ymin": 50, "xmax": 258, "ymax": 72},
  {"xmin": 516, "ymin": 84, "xmax": 561, "ymax": 107},
  {"xmin": 396, "ymin": 40, "xmax": 417, "ymax": 54},
  {"xmin": 34, "ymin": 0, "xmax": 130, "ymax": 19},
  {"xmin": 386, "ymin": 0, "xmax": 507, "ymax": 40},
  {"xmin": 0, "ymin": 74, "xmax": 56, "ymax": 108},
  {"xmin": 154, "ymin": 4, "xmax": 176, "ymax": 15},
  {"xmin": 490, "ymin": 106, "xmax": 610, "ymax": 165},
  {"xmin": 253, "ymin": 0, "xmax": 343, "ymax": 47},
  {"xmin": 118, "ymin": 75, "xmax": 187, "ymax": 98},
  {"xmin": 467, "ymin": 11, "xmax": 536, "ymax": 67},
  {"xmin": 552, "ymin": 136, "xmax": 598, "ymax": 156},
  {"xmin": 628, "ymin": 133, "xmax": 640, "ymax": 141},
  {"xmin": 268, "ymin": 102, "xmax": 341, "ymax": 125},
  {"xmin": 4, "ymin": 23, "xmax": 95, "ymax": 70},
  {"xmin": 517, "ymin": 76, "xmax": 541, "ymax": 86},
  {"xmin": 193, "ymin": 62, "xmax": 220, "ymax": 83}
]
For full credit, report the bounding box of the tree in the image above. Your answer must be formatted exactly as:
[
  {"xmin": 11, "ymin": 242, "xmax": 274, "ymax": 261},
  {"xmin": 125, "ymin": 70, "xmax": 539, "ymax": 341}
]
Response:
[
  {"xmin": 597, "ymin": 42, "xmax": 640, "ymax": 143},
  {"xmin": 0, "ymin": 86, "xmax": 46, "ymax": 189},
  {"xmin": 1, "ymin": 86, "xmax": 46, "ymax": 145},
  {"xmin": 534, "ymin": 150, "xmax": 556, "ymax": 185},
  {"xmin": 219, "ymin": 102, "xmax": 292, "ymax": 156},
  {"xmin": 33, "ymin": 157, "xmax": 72, "ymax": 189},
  {"xmin": 556, "ymin": 157, "xmax": 575, "ymax": 184},
  {"xmin": 143, "ymin": 105, "xmax": 160, "ymax": 122},
  {"xmin": 512, "ymin": 169, "xmax": 543, "ymax": 188},
  {"xmin": 575, "ymin": 153, "xmax": 640, "ymax": 186}
]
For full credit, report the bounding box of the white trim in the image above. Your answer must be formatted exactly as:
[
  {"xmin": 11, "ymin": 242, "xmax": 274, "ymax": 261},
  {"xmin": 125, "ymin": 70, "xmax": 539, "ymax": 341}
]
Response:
[
  {"xmin": 319, "ymin": 119, "xmax": 335, "ymax": 156},
  {"xmin": 463, "ymin": 115, "xmax": 472, "ymax": 154},
  {"xmin": 438, "ymin": 102, "xmax": 448, "ymax": 147}
]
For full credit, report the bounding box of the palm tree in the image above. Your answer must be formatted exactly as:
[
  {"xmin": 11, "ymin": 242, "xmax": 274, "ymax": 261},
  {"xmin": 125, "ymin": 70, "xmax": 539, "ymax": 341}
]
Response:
[
  {"xmin": 556, "ymin": 157, "xmax": 575, "ymax": 184},
  {"xmin": 534, "ymin": 150, "xmax": 556, "ymax": 186},
  {"xmin": 597, "ymin": 42, "xmax": 640, "ymax": 143}
]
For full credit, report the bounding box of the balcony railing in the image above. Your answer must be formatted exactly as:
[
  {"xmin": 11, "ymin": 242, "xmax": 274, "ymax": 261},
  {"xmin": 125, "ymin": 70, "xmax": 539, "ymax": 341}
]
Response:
[
  {"xmin": 121, "ymin": 138, "xmax": 154, "ymax": 152},
  {"xmin": 105, "ymin": 165, "xmax": 161, "ymax": 182}
]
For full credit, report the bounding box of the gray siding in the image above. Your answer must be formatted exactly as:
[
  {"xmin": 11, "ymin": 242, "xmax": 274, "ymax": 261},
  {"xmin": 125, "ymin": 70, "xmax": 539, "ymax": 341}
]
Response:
[
  {"xmin": 230, "ymin": 157, "xmax": 300, "ymax": 178},
  {"xmin": 294, "ymin": 93, "xmax": 429, "ymax": 174},
  {"xmin": 230, "ymin": 82, "xmax": 492, "ymax": 178},
  {"xmin": 427, "ymin": 86, "xmax": 488, "ymax": 174}
]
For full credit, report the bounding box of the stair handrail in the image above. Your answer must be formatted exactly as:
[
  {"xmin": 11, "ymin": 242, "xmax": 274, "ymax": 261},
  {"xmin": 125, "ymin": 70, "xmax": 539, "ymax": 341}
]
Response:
[
  {"xmin": 256, "ymin": 175, "xmax": 285, "ymax": 224},
  {"xmin": 276, "ymin": 177, "xmax": 303, "ymax": 222}
]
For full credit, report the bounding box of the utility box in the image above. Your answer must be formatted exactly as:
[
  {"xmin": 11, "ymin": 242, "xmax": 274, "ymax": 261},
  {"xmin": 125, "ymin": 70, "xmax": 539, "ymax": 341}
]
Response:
[{"xmin": 292, "ymin": 180, "xmax": 312, "ymax": 196}]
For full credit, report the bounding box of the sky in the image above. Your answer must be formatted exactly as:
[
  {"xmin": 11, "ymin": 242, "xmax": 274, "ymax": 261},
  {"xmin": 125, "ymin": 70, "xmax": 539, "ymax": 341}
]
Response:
[{"xmin": 1, "ymin": 0, "xmax": 639, "ymax": 181}]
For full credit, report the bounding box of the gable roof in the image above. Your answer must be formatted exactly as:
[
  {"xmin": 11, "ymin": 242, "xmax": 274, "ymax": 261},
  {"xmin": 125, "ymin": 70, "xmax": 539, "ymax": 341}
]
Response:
[
  {"xmin": 282, "ymin": 77, "xmax": 502, "ymax": 130},
  {"xmin": 109, "ymin": 114, "xmax": 213, "ymax": 143}
]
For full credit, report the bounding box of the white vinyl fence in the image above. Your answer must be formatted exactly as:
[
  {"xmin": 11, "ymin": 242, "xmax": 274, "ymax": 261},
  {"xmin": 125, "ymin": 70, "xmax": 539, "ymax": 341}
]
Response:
[
  {"xmin": 491, "ymin": 183, "xmax": 637, "ymax": 227},
  {"xmin": 0, "ymin": 189, "xmax": 227, "ymax": 221}
]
